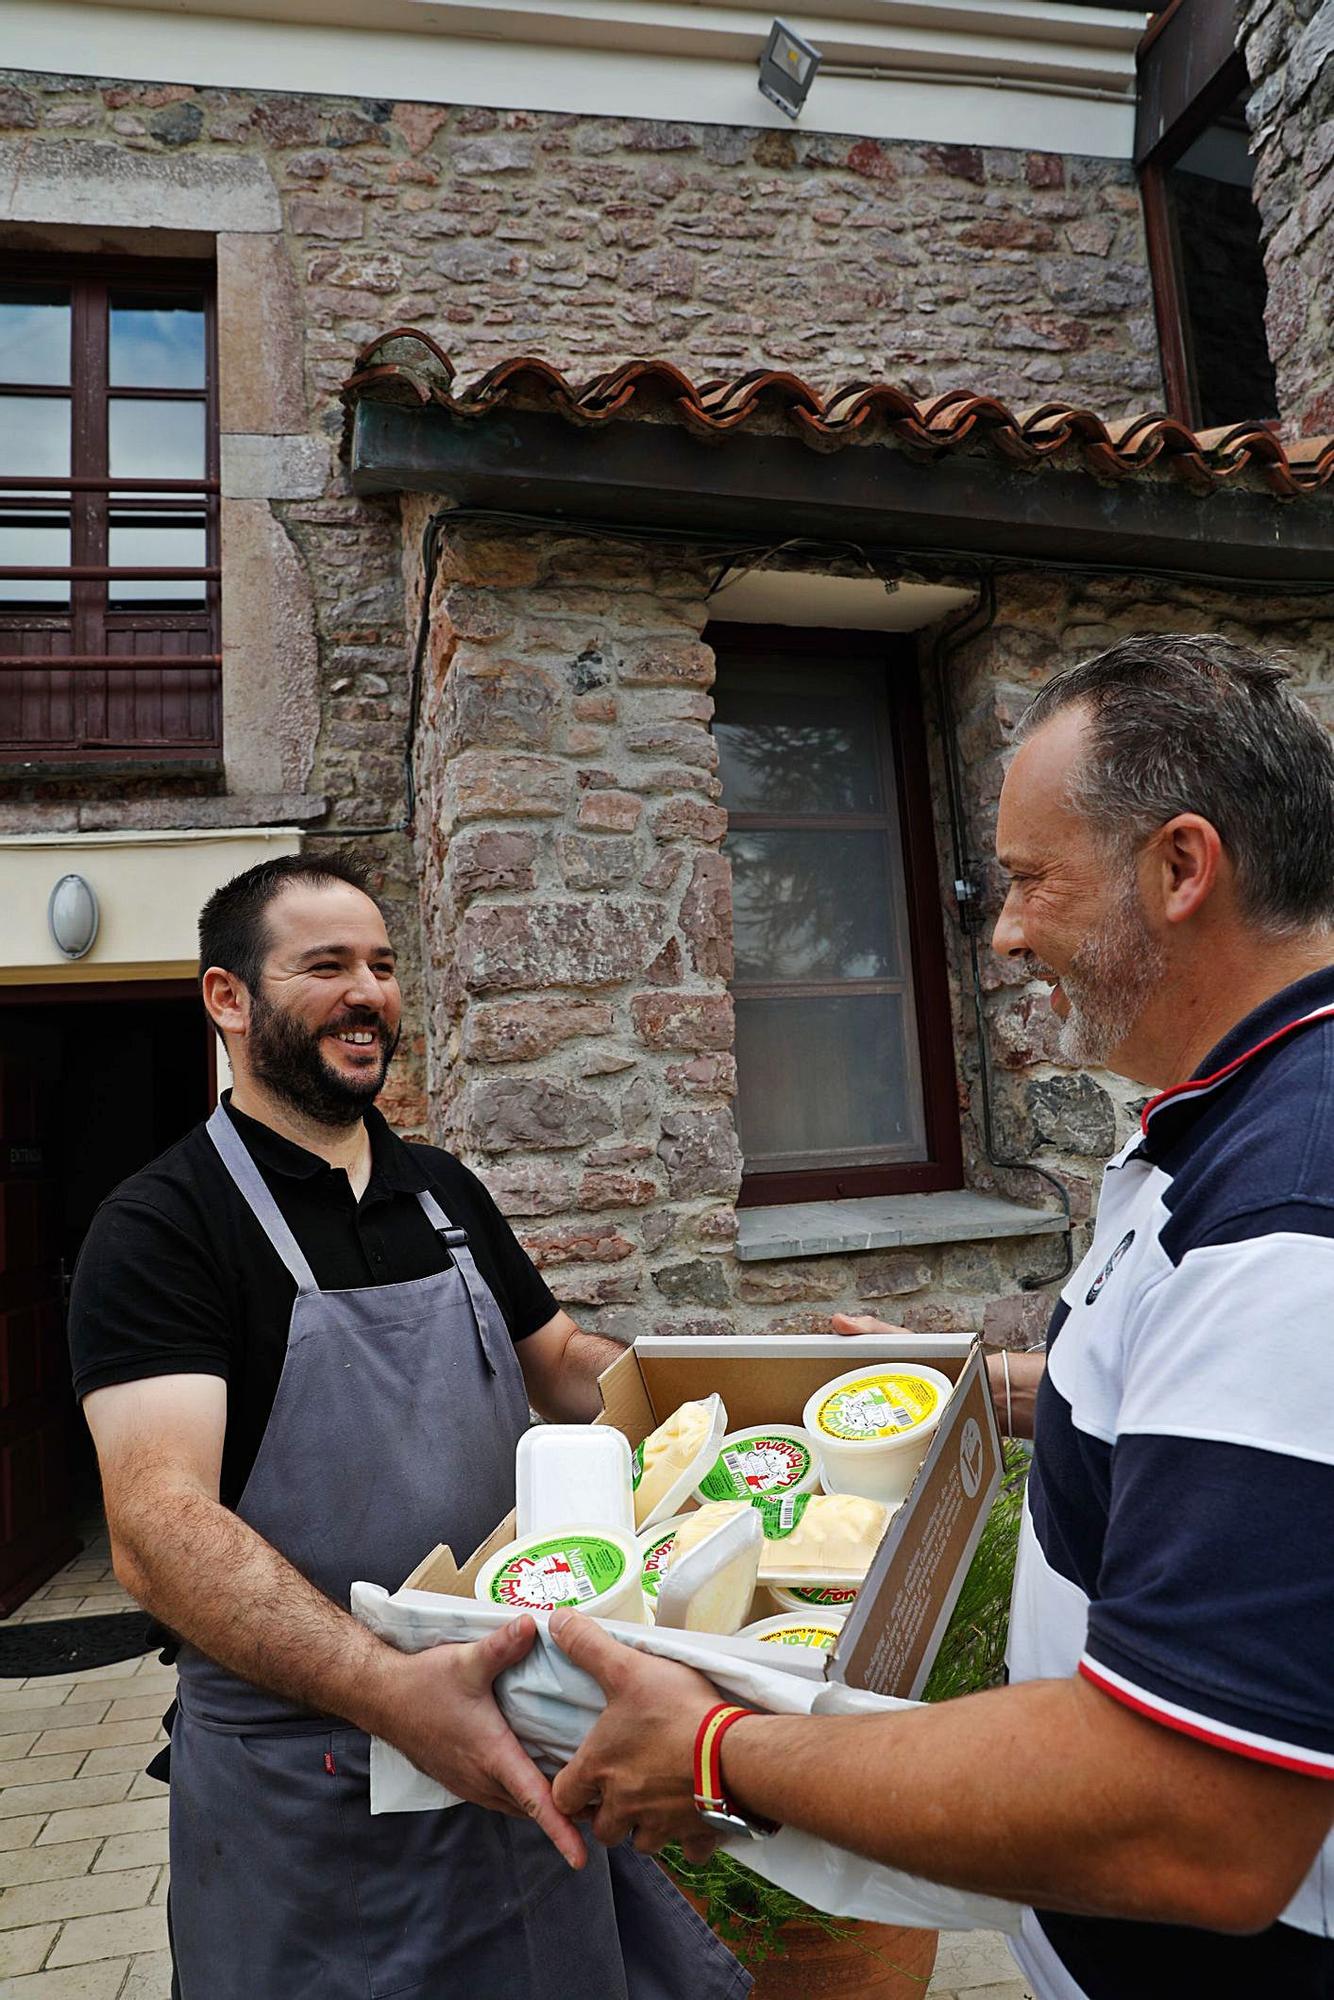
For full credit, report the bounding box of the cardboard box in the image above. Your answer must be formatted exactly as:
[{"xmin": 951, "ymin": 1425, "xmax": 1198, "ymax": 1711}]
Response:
[{"xmin": 402, "ymin": 1332, "xmax": 1003, "ymax": 1701}]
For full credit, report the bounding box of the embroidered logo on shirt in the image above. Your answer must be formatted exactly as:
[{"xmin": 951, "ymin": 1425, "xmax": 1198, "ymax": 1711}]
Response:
[{"xmin": 1085, "ymin": 1229, "xmax": 1135, "ymax": 1306}]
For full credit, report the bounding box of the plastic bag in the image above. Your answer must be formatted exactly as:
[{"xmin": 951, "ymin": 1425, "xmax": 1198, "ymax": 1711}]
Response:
[{"xmin": 351, "ymin": 1581, "xmax": 1020, "ymax": 1936}]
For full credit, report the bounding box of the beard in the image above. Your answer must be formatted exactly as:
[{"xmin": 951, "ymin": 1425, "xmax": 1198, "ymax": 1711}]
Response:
[
  {"xmin": 1040, "ymin": 873, "xmax": 1166, "ymax": 1069},
  {"xmin": 246, "ymin": 989, "xmax": 400, "ymax": 1129}
]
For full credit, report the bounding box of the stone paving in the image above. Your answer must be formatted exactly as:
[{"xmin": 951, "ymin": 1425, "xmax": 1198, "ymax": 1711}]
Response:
[{"xmin": 0, "ymin": 1529, "xmax": 1026, "ymax": 1997}]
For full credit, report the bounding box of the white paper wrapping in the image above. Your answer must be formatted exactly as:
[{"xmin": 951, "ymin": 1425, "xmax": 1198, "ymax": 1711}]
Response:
[{"xmin": 351, "ymin": 1582, "xmax": 1021, "ymax": 1936}]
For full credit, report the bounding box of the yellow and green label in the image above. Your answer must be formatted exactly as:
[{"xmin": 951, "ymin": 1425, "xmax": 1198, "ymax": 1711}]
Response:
[
  {"xmin": 757, "ymin": 1623, "xmax": 839, "ymax": 1651},
  {"xmin": 815, "ymin": 1373, "xmax": 941, "ymax": 1442}
]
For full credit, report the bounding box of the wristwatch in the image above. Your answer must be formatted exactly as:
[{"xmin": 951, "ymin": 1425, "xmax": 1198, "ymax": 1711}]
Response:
[{"xmin": 692, "ymin": 1704, "xmax": 780, "ymax": 1840}]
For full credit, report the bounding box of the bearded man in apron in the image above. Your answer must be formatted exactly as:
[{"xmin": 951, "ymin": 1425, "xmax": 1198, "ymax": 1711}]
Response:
[{"xmin": 69, "ymin": 852, "xmax": 746, "ymax": 2000}]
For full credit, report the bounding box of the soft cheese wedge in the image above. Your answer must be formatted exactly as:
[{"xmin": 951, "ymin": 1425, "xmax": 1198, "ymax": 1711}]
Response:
[
  {"xmin": 652, "ymin": 1502, "xmax": 762, "ymax": 1635},
  {"xmin": 675, "ymin": 1492, "xmax": 892, "ymax": 1588},
  {"xmin": 631, "ymin": 1394, "xmax": 727, "ymax": 1529}
]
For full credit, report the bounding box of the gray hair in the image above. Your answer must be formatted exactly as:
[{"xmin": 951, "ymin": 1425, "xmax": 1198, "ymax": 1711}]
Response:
[{"xmin": 1017, "ymin": 634, "xmax": 1334, "ymax": 935}]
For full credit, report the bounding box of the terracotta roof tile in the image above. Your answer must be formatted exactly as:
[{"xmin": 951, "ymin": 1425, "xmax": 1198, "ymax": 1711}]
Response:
[{"xmin": 342, "ymin": 331, "xmax": 1334, "ymax": 500}]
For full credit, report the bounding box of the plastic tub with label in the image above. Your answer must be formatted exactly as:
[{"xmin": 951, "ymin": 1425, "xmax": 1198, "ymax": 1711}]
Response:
[
  {"xmin": 636, "ymin": 1513, "xmax": 692, "ymax": 1615},
  {"xmin": 766, "ymin": 1582, "xmax": 860, "ymax": 1618},
  {"xmin": 804, "ymin": 1363, "xmax": 954, "ymax": 1503},
  {"xmin": 738, "ymin": 1610, "xmax": 845, "ymax": 1654},
  {"xmin": 475, "ymin": 1526, "xmax": 646, "ymax": 1625},
  {"xmin": 693, "ymin": 1424, "xmax": 820, "ymax": 1506}
]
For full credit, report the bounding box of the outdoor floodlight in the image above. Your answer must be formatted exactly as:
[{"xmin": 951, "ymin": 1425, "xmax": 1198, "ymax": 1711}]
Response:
[
  {"xmin": 758, "ymin": 19, "xmax": 822, "ymax": 120},
  {"xmin": 48, "ymin": 873, "xmax": 99, "ymax": 960}
]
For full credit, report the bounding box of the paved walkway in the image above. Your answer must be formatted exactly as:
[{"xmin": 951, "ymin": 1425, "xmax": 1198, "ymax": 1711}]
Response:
[{"xmin": 0, "ymin": 1528, "xmax": 1025, "ymax": 1998}]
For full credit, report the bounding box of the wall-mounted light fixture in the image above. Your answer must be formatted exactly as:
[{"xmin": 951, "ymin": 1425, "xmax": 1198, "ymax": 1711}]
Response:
[
  {"xmin": 758, "ymin": 19, "xmax": 822, "ymax": 120},
  {"xmin": 48, "ymin": 874, "xmax": 100, "ymax": 960}
]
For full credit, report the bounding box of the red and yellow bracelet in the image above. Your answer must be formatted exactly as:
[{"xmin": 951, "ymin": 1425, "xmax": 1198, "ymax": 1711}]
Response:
[{"xmin": 693, "ymin": 1702, "xmax": 780, "ymax": 1832}]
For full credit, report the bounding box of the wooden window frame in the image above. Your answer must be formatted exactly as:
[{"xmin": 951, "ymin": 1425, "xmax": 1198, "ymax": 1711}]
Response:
[
  {"xmin": 711, "ymin": 623, "xmax": 962, "ymax": 1209},
  {"xmin": 0, "ymin": 250, "xmax": 221, "ymax": 767}
]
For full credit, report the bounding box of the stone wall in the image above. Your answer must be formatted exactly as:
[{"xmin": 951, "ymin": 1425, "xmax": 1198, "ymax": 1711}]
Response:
[
  {"xmin": 1242, "ymin": 0, "xmax": 1334, "ymax": 435},
  {"xmin": 410, "ymin": 506, "xmax": 1334, "ymax": 1346}
]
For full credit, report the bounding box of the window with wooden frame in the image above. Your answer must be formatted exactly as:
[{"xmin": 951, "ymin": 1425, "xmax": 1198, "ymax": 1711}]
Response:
[
  {"xmin": 710, "ymin": 624, "xmax": 961, "ymax": 1207},
  {"xmin": 0, "ymin": 255, "xmax": 220, "ymax": 768},
  {"xmin": 1136, "ymin": 3, "xmax": 1277, "ymax": 428}
]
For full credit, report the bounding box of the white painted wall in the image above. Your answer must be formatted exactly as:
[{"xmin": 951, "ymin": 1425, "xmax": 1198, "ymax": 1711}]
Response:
[{"xmin": 7, "ymin": 0, "xmax": 1146, "ymax": 157}]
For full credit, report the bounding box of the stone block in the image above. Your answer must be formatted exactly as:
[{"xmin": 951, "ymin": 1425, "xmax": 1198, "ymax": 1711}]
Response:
[
  {"xmin": 632, "ymin": 992, "xmax": 734, "ymax": 1051},
  {"xmin": 679, "ymin": 852, "xmax": 733, "ymax": 979},
  {"xmin": 578, "ymin": 791, "xmax": 643, "ymax": 833},
  {"xmin": 665, "ymin": 1053, "xmax": 737, "ymax": 1096},
  {"xmin": 557, "ymin": 833, "xmax": 636, "ymax": 890},
  {"xmin": 578, "ymin": 1169, "xmax": 658, "ymax": 1209},
  {"xmin": 0, "ymin": 141, "xmax": 281, "ymax": 231},
  {"xmin": 287, "ymin": 194, "xmax": 365, "ymax": 238},
  {"xmin": 485, "ymin": 1161, "xmax": 572, "ymax": 1216},
  {"xmin": 221, "ymin": 499, "xmax": 319, "ymax": 796},
  {"xmin": 448, "ymin": 751, "xmax": 568, "ymax": 820},
  {"xmin": 855, "ymin": 1252, "xmax": 933, "ymax": 1298},
  {"xmin": 736, "ymin": 1262, "xmax": 846, "ymax": 1304},
  {"xmin": 1028, "ymin": 1073, "xmax": 1116, "ymax": 1156},
  {"xmin": 617, "ymin": 638, "xmax": 714, "ymax": 689},
  {"xmin": 459, "ymin": 900, "xmax": 664, "ymax": 990},
  {"xmin": 216, "ymin": 231, "xmax": 307, "ymax": 434},
  {"xmin": 651, "ymin": 798, "xmax": 728, "ymax": 845},
  {"xmin": 553, "ymin": 1267, "xmax": 643, "ymax": 1305},
  {"xmin": 221, "ymin": 433, "xmax": 330, "ymax": 499},
  {"xmin": 645, "ymin": 937, "xmax": 683, "ymax": 985},
  {"xmin": 624, "ymin": 721, "xmax": 717, "ymax": 769},
  {"xmin": 452, "ymin": 657, "xmax": 560, "ymax": 750},
  {"xmin": 463, "ymin": 997, "xmax": 614, "ymax": 1062},
  {"xmin": 657, "ymin": 1108, "xmax": 743, "ymax": 1198},
  {"xmin": 521, "ymin": 1226, "xmax": 635, "ymax": 1266},
  {"xmin": 983, "ymin": 1291, "xmax": 1056, "ymax": 1350},
  {"xmin": 651, "ymin": 1258, "xmax": 732, "ymax": 1307},
  {"xmin": 464, "ymin": 1078, "xmax": 615, "ymax": 1151},
  {"xmin": 446, "ymin": 828, "xmax": 537, "ymax": 900}
]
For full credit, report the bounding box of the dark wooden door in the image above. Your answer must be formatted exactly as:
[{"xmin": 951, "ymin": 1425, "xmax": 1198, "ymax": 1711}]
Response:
[{"xmin": 0, "ymin": 1022, "xmax": 79, "ymax": 1613}]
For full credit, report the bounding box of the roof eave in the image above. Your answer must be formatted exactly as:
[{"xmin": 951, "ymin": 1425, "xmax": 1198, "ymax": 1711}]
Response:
[{"xmin": 349, "ymin": 399, "xmax": 1334, "ymax": 588}]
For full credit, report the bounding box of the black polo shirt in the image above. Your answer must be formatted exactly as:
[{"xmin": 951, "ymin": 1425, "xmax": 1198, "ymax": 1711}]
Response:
[{"xmin": 68, "ymin": 1097, "xmax": 558, "ymax": 1510}]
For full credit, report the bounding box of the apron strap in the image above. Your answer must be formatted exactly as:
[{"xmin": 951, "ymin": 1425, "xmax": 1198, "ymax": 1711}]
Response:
[
  {"xmin": 416, "ymin": 1188, "xmax": 503, "ymax": 1377},
  {"xmin": 206, "ymin": 1104, "xmax": 319, "ymax": 1296}
]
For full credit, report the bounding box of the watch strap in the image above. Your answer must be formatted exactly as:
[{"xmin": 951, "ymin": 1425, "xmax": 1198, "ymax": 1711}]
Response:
[{"xmin": 693, "ymin": 1703, "xmax": 779, "ymax": 1834}]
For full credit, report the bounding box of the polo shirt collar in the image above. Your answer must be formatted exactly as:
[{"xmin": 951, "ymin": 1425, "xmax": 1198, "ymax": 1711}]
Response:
[
  {"xmin": 1140, "ymin": 962, "xmax": 1334, "ymax": 1156},
  {"xmin": 220, "ymin": 1094, "xmax": 429, "ymax": 1195}
]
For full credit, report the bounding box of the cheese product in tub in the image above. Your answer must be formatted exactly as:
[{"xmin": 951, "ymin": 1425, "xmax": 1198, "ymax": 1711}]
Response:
[
  {"xmin": 515, "ymin": 1425, "xmax": 634, "ymax": 1540},
  {"xmin": 475, "ymin": 1526, "xmax": 646, "ymax": 1625},
  {"xmin": 632, "ymin": 1395, "xmax": 727, "ymax": 1529},
  {"xmin": 767, "ymin": 1582, "xmax": 860, "ymax": 1617},
  {"xmin": 675, "ymin": 1492, "xmax": 891, "ymax": 1587},
  {"xmin": 653, "ymin": 1503, "xmax": 762, "ymax": 1635},
  {"xmin": 636, "ymin": 1514, "xmax": 692, "ymax": 1611},
  {"xmin": 804, "ymin": 1363, "xmax": 955, "ymax": 1503},
  {"xmin": 693, "ymin": 1424, "xmax": 820, "ymax": 1506},
  {"xmin": 738, "ymin": 1611, "xmax": 845, "ymax": 1654}
]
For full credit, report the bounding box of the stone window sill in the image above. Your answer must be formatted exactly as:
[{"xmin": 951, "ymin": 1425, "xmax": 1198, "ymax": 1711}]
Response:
[{"xmin": 735, "ymin": 1191, "xmax": 1067, "ymax": 1264}]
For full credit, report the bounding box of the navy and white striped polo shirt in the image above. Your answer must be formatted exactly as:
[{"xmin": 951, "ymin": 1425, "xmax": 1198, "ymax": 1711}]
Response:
[{"xmin": 1007, "ymin": 965, "xmax": 1334, "ymax": 2000}]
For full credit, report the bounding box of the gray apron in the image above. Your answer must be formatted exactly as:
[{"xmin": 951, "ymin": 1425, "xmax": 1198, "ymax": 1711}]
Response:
[{"xmin": 167, "ymin": 1104, "xmax": 748, "ymax": 2000}]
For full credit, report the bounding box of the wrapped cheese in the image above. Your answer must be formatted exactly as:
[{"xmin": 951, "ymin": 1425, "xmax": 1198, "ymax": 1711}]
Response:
[
  {"xmin": 653, "ymin": 1502, "xmax": 762, "ymax": 1636},
  {"xmin": 675, "ymin": 1492, "xmax": 891, "ymax": 1588},
  {"xmin": 631, "ymin": 1394, "xmax": 727, "ymax": 1529}
]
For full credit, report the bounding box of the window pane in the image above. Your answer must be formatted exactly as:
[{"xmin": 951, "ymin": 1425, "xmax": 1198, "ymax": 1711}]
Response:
[
  {"xmin": 1167, "ymin": 97, "xmax": 1277, "ymax": 427},
  {"xmin": 0, "ymin": 520, "xmax": 70, "ymax": 605},
  {"xmin": 730, "ymin": 828, "xmax": 902, "ymax": 981},
  {"xmin": 0, "ymin": 397, "xmax": 70, "ymax": 481},
  {"xmin": 109, "ymin": 292, "xmax": 206, "ymax": 389},
  {"xmin": 713, "ymin": 663, "xmax": 884, "ymax": 814},
  {"xmin": 108, "ymin": 399, "xmax": 205, "ymax": 483},
  {"xmin": 0, "ymin": 289, "xmax": 70, "ymax": 387},
  {"xmin": 108, "ymin": 518, "xmax": 206, "ymax": 606},
  {"xmin": 734, "ymin": 993, "xmax": 925, "ymax": 1171}
]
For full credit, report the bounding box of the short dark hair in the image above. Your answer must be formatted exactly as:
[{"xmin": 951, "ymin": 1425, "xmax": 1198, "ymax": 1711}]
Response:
[
  {"xmin": 1019, "ymin": 634, "xmax": 1334, "ymax": 934},
  {"xmin": 198, "ymin": 853, "xmax": 379, "ymax": 994}
]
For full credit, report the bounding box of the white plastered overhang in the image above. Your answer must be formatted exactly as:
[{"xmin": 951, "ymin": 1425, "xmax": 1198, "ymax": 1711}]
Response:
[
  {"xmin": 7, "ymin": 0, "xmax": 1147, "ymax": 157},
  {"xmin": 0, "ymin": 827, "xmax": 302, "ymax": 985}
]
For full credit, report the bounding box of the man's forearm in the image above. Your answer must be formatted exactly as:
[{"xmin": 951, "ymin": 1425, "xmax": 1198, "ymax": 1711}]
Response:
[
  {"xmin": 530, "ymin": 1327, "xmax": 625, "ymax": 1422},
  {"xmin": 111, "ymin": 1477, "xmax": 399, "ymax": 1734},
  {"xmin": 985, "ymin": 1349, "xmax": 1045, "ymax": 1440},
  {"xmin": 718, "ymin": 1677, "xmax": 1315, "ymax": 1930}
]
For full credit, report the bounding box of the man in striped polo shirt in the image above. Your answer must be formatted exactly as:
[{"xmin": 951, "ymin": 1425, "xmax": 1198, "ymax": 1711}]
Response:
[{"xmin": 549, "ymin": 635, "xmax": 1334, "ymax": 2000}]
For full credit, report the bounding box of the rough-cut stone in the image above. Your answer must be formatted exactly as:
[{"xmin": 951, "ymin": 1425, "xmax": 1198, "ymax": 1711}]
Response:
[
  {"xmin": 465, "ymin": 1078, "xmax": 615, "ymax": 1150},
  {"xmin": 521, "ymin": 1226, "xmax": 636, "ymax": 1265},
  {"xmin": 452, "ymin": 658, "xmax": 559, "ymax": 749},
  {"xmin": 556, "ymin": 1268, "xmax": 643, "ymax": 1306},
  {"xmin": 736, "ymin": 1262, "xmax": 847, "ymax": 1304},
  {"xmin": 221, "ymin": 499, "xmax": 319, "ymax": 796},
  {"xmin": 651, "ymin": 1258, "xmax": 732, "ymax": 1307},
  {"xmin": 463, "ymin": 997, "xmax": 614, "ymax": 1062},
  {"xmin": 459, "ymin": 901, "xmax": 664, "ymax": 990},
  {"xmin": 446, "ymin": 828, "xmax": 537, "ymax": 900},
  {"xmin": 857, "ymin": 1253, "xmax": 934, "ymax": 1299},
  {"xmin": 578, "ymin": 1169, "xmax": 658, "ymax": 1209},
  {"xmin": 651, "ymin": 798, "xmax": 728, "ymax": 845},
  {"xmin": 665, "ymin": 1053, "xmax": 737, "ymax": 1096},
  {"xmin": 448, "ymin": 751, "xmax": 568, "ymax": 820},
  {"xmin": 679, "ymin": 852, "xmax": 733, "ymax": 979},
  {"xmin": 557, "ymin": 833, "xmax": 636, "ymax": 890},
  {"xmin": 577, "ymin": 790, "xmax": 642, "ymax": 832},
  {"xmin": 485, "ymin": 1161, "xmax": 572, "ymax": 1216},
  {"xmin": 657, "ymin": 1109, "xmax": 743, "ymax": 1198},
  {"xmin": 632, "ymin": 992, "xmax": 733, "ymax": 1051},
  {"xmin": 1028, "ymin": 1073, "xmax": 1116, "ymax": 1156},
  {"xmin": 983, "ymin": 1292, "xmax": 1056, "ymax": 1350},
  {"xmin": 618, "ymin": 638, "xmax": 714, "ymax": 689}
]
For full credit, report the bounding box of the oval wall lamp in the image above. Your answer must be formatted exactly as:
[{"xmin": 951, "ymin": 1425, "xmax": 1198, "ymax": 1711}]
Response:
[{"xmin": 48, "ymin": 873, "xmax": 100, "ymax": 960}]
